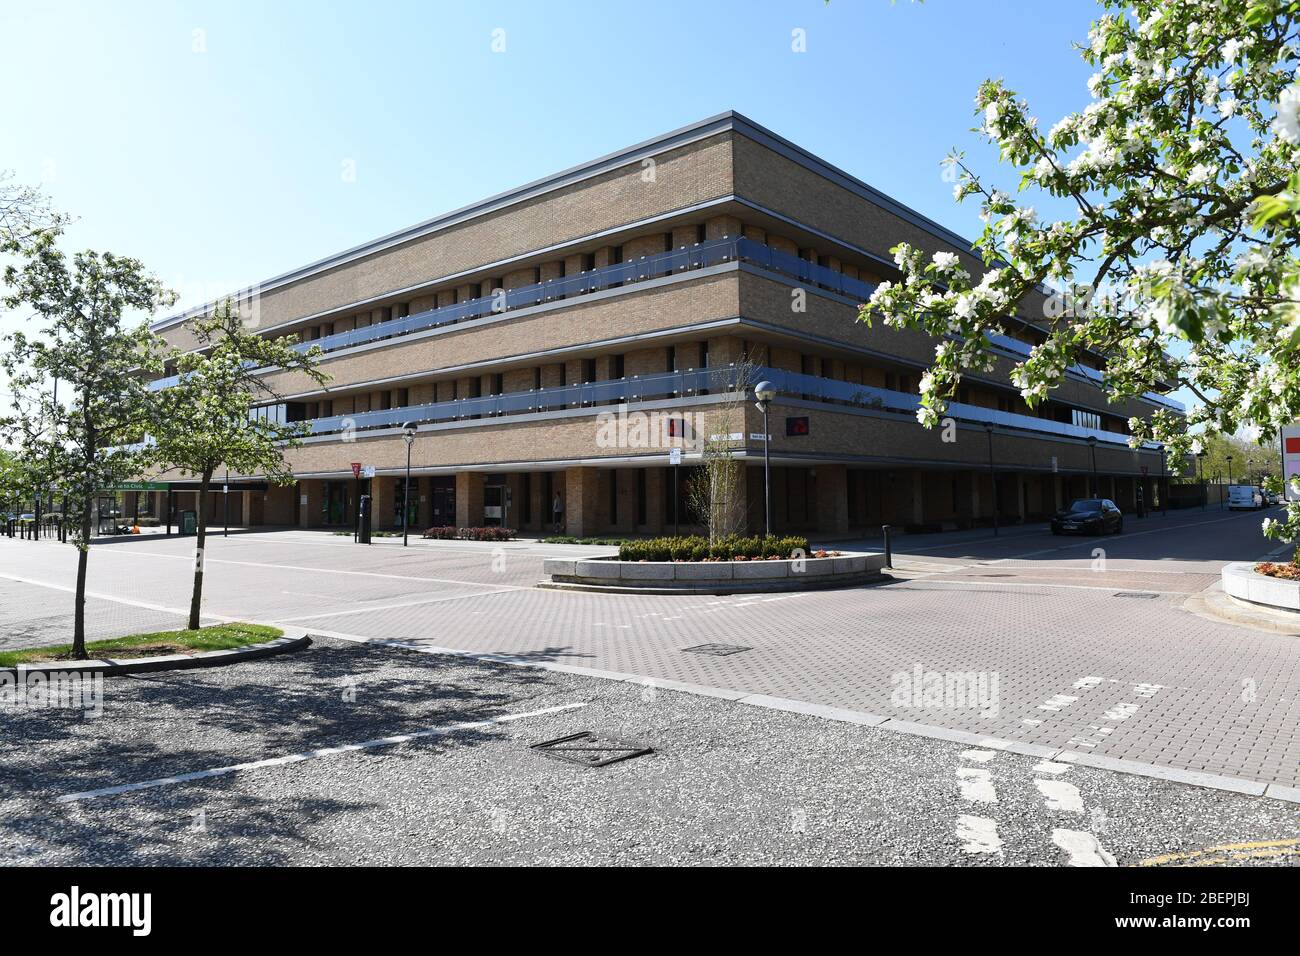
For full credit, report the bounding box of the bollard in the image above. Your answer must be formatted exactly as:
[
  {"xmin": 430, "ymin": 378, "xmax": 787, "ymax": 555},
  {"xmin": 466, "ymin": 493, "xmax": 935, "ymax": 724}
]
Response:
[{"xmin": 882, "ymin": 523, "xmax": 893, "ymax": 570}]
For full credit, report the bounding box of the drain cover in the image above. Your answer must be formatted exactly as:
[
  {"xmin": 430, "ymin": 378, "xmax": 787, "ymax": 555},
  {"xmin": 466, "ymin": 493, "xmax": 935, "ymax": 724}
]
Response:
[
  {"xmin": 530, "ymin": 731, "xmax": 652, "ymax": 767},
  {"xmin": 682, "ymin": 643, "xmax": 752, "ymax": 656},
  {"xmin": 1113, "ymin": 591, "xmax": 1159, "ymax": 599}
]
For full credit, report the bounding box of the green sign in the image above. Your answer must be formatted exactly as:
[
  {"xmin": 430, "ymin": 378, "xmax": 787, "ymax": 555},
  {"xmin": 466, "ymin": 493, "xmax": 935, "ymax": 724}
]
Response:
[{"xmin": 113, "ymin": 482, "xmax": 168, "ymax": 491}]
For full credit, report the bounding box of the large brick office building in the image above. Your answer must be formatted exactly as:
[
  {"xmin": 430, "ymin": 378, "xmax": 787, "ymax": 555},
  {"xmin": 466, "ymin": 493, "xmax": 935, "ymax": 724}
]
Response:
[{"xmin": 139, "ymin": 112, "xmax": 1179, "ymax": 538}]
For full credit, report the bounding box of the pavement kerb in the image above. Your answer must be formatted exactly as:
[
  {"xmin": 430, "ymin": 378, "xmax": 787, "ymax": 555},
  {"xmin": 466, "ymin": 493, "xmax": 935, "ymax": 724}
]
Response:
[
  {"xmin": 2, "ymin": 627, "xmax": 311, "ymax": 678},
  {"xmin": 301, "ymin": 626, "xmax": 1300, "ymax": 806}
]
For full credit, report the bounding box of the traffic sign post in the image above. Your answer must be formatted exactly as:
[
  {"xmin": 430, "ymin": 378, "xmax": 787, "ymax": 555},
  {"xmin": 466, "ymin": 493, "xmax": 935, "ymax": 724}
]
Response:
[{"xmin": 669, "ymin": 447, "xmax": 682, "ymax": 535}]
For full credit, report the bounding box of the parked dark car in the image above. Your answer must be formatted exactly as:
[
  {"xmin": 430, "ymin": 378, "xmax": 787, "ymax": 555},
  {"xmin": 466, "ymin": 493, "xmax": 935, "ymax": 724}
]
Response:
[{"xmin": 1050, "ymin": 498, "xmax": 1123, "ymax": 535}]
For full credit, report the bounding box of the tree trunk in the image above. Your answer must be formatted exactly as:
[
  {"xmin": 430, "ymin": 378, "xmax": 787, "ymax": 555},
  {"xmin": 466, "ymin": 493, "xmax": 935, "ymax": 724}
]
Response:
[
  {"xmin": 72, "ymin": 497, "xmax": 92, "ymax": 659},
  {"xmin": 188, "ymin": 468, "xmax": 212, "ymax": 630}
]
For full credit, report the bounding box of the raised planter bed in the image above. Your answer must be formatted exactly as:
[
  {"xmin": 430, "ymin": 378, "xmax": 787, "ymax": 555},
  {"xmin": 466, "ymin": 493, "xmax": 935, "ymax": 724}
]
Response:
[
  {"xmin": 540, "ymin": 552, "xmax": 887, "ymax": 594},
  {"xmin": 1221, "ymin": 562, "xmax": 1300, "ymax": 613}
]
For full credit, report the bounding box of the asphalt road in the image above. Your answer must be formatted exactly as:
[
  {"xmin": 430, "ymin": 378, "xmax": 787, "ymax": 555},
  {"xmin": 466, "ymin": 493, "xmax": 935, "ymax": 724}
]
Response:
[{"xmin": 2, "ymin": 637, "xmax": 1296, "ymax": 866}]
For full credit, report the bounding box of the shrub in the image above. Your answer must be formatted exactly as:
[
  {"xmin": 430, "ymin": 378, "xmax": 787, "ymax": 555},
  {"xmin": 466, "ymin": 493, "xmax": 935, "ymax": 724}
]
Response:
[
  {"xmin": 422, "ymin": 526, "xmax": 516, "ymax": 541},
  {"xmin": 618, "ymin": 534, "xmax": 811, "ymax": 562}
]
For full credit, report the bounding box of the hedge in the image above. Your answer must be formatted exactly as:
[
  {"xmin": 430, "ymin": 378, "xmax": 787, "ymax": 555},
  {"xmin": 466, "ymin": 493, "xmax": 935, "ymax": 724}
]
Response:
[
  {"xmin": 422, "ymin": 526, "xmax": 516, "ymax": 541},
  {"xmin": 618, "ymin": 534, "xmax": 811, "ymax": 562}
]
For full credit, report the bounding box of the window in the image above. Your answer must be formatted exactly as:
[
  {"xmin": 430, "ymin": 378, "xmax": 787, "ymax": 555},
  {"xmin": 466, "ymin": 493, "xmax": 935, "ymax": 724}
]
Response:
[
  {"xmin": 522, "ymin": 474, "xmax": 532, "ymax": 524},
  {"xmin": 613, "ymin": 354, "xmax": 624, "ymax": 379},
  {"xmin": 583, "ymin": 359, "xmax": 596, "ymax": 383},
  {"xmin": 608, "ymin": 470, "xmax": 618, "ymax": 525},
  {"xmin": 491, "ymin": 374, "xmax": 503, "ymax": 395},
  {"xmin": 699, "ymin": 340, "xmax": 709, "ymax": 367},
  {"xmin": 533, "ymin": 368, "xmax": 542, "ymax": 391},
  {"xmin": 667, "ymin": 345, "xmax": 676, "ymax": 372},
  {"xmin": 1071, "ymin": 409, "xmax": 1101, "ymax": 430}
]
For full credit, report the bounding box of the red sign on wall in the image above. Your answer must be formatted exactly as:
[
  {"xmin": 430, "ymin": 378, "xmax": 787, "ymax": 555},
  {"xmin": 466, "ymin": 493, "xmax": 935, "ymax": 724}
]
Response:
[
  {"xmin": 1286, "ymin": 437, "xmax": 1300, "ymax": 454},
  {"xmin": 351, "ymin": 462, "xmax": 362, "ymax": 478}
]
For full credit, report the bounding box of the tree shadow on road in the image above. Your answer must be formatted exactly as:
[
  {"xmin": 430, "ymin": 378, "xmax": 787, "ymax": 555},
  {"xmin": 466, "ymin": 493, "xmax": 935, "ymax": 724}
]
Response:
[{"xmin": 0, "ymin": 638, "xmax": 585, "ymax": 864}]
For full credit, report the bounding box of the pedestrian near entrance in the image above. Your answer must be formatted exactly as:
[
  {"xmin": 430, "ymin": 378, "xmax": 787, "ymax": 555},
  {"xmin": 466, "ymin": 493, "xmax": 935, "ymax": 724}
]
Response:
[
  {"xmin": 1136, "ymin": 484, "xmax": 1145, "ymax": 519},
  {"xmin": 552, "ymin": 492, "xmax": 564, "ymax": 533}
]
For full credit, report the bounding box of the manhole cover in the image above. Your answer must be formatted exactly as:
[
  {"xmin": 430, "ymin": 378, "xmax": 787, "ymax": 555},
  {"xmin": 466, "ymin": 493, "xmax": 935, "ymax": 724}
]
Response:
[
  {"xmin": 530, "ymin": 731, "xmax": 652, "ymax": 767},
  {"xmin": 1113, "ymin": 591, "xmax": 1160, "ymax": 599},
  {"xmin": 682, "ymin": 643, "xmax": 752, "ymax": 656}
]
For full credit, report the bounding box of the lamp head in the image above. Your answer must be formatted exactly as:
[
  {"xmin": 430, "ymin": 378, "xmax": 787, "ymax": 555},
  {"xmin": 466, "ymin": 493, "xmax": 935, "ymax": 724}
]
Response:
[
  {"xmin": 754, "ymin": 381, "xmax": 776, "ymax": 406},
  {"xmin": 401, "ymin": 422, "xmax": 417, "ymax": 444}
]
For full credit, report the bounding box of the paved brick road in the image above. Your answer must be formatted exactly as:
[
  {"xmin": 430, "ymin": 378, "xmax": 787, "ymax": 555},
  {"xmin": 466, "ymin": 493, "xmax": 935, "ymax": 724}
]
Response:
[{"xmin": 2, "ymin": 507, "xmax": 1297, "ymax": 790}]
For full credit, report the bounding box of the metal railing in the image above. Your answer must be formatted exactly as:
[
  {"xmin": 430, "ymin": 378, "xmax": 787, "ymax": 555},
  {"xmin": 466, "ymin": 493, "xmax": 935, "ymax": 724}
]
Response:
[
  {"xmin": 148, "ymin": 231, "xmax": 1182, "ymax": 416},
  {"xmin": 303, "ymin": 365, "xmax": 747, "ymax": 436},
  {"xmin": 300, "ymin": 362, "xmax": 1144, "ymax": 449}
]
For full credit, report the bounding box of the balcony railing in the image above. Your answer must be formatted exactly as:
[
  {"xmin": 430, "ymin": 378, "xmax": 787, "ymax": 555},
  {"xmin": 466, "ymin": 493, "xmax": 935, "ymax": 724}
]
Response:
[
  {"xmin": 300, "ymin": 363, "xmax": 1146, "ymax": 449},
  {"xmin": 304, "ymin": 366, "xmax": 747, "ymax": 436},
  {"xmin": 149, "ymin": 230, "xmax": 1181, "ymax": 415}
]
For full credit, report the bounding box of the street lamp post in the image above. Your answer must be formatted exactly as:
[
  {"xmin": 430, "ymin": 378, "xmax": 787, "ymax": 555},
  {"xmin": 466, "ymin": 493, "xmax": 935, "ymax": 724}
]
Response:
[
  {"xmin": 753, "ymin": 381, "xmax": 776, "ymax": 538},
  {"xmin": 1086, "ymin": 436, "xmax": 1098, "ymax": 499},
  {"xmin": 984, "ymin": 422, "xmax": 999, "ymax": 537},
  {"xmin": 401, "ymin": 422, "xmax": 416, "ymax": 547},
  {"xmin": 223, "ymin": 466, "xmax": 230, "ymax": 538}
]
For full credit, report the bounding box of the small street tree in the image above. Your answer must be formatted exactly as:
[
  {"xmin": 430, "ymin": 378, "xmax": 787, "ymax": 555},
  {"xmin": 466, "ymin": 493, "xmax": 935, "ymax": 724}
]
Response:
[
  {"xmin": 0, "ymin": 232, "xmax": 171, "ymax": 658},
  {"xmin": 150, "ymin": 300, "xmax": 326, "ymax": 629},
  {"xmin": 864, "ymin": 0, "xmax": 1300, "ymax": 546},
  {"xmin": 687, "ymin": 354, "xmax": 762, "ymax": 540}
]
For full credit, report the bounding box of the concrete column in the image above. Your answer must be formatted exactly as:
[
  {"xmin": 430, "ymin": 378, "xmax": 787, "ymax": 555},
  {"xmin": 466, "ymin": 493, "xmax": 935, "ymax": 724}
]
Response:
[
  {"xmin": 643, "ymin": 467, "xmax": 664, "ymax": 533},
  {"xmin": 298, "ymin": 480, "xmax": 322, "ymax": 528},
  {"xmin": 1010, "ymin": 473, "xmax": 1026, "ymax": 524},
  {"xmin": 370, "ymin": 477, "xmax": 396, "ymax": 530},
  {"xmin": 456, "ymin": 472, "xmax": 484, "ymax": 528},
  {"xmin": 564, "ymin": 467, "xmax": 600, "ymax": 537},
  {"xmin": 815, "ymin": 465, "xmax": 850, "ymax": 537},
  {"xmin": 529, "ymin": 472, "xmax": 545, "ymax": 532},
  {"xmin": 704, "ymin": 215, "xmax": 742, "ymax": 240}
]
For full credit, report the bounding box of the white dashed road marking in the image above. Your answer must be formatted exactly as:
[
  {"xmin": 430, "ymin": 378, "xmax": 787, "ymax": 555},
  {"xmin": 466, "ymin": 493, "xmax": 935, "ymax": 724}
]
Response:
[
  {"xmin": 956, "ymin": 767, "xmax": 998, "ymax": 804},
  {"xmin": 1035, "ymin": 779, "xmax": 1085, "ymax": 813},
  {"xmin": 956, "ymin": 815, "xmax": 1003, "ymax": 855},
  {"xmin": 1052, "ymin": 828, "xmax": 1117, "ymax": 867},
  {"xmin": 56, "ymin": 702, "xmax": 587, "ymax": 804},
  {"xmin": 960, "ymin": 749, "xmax": 998, "ymax": 763}
]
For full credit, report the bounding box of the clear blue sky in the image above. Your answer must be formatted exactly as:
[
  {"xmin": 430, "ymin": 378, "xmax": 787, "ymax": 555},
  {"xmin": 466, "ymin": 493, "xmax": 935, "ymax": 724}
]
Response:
[{"xmin": 1, "ymin": 0, "xmax": 1103, "ymax": 320}]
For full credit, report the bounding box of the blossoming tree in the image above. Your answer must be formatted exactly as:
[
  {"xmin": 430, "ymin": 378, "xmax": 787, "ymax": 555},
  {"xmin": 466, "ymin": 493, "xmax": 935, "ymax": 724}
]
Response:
[{"xmin": 863, "ymin": 0, "xmax": 1300, "ymax": 547}]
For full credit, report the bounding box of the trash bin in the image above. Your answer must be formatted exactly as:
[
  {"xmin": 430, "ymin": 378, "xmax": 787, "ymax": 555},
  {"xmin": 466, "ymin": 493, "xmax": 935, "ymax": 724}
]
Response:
[{"xmin": 181, "ymin": 510, "xmax": 198, "ymax": 535}]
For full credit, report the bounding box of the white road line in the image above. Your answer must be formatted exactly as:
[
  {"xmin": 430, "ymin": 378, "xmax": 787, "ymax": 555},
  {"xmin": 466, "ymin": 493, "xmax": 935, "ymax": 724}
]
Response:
[
  {"xmin": 56, "ymin": 702, "xmax": 586, "ymax": 804},
  {"xmin": 275, "ymin": 588, "xmax": 518, "ymax": 623},
  {"xmin": 960, "ymin": 749, "xmax": 998, "ymax": 763},
  {"xmin": 955, "ymin": 814, "xmax": 1003, "ymax": 854},
  {"xmin": 86, "ymin": 547, "xmax": 528, "ymax": 591},
  {"xmin": 1052, "ymin": 828, "xmax": 1117, "ymax": 867},
  {"xmin": 0, "ymin": 571, "xmax": 224, "ymax": 620},
  {"xmin": 956, "ymin": 767, "xmax": 998, "ymax": 804},
  {"xmin": 1035, "ymin": 779, "xmax": 1085, "ymax": 813},
  {"xmin": 904, "ymin": 579, "xmax": 1182, "ymax": 596}
]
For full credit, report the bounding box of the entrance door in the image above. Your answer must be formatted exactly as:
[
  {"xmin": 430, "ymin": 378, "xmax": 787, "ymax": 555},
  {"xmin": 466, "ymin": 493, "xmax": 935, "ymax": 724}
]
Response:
[
  {"xmin": 483, "ymin": 484, "xmax": 504, "ymax": 527},
  {"xmin": 323, "ymin": 481, "xmax": 350, "ymax": 526},
  {"xmin": 429, "ymin": 477, "xmax": 455, "ymax": 528}
]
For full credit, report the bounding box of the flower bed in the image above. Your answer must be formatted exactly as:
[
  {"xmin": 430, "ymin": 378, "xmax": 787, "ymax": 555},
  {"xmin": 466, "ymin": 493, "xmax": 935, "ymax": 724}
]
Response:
[
  {"xmin": 618, "ymin": 534, "xmax": 824, "ymax": 563},
  {"xmin": 1255, "ymin": 561, "xmax": 1300, "ymax": 581},
  {"xmin": 422, "ymin": 526, "xmax": 516, "ymax": 541}
]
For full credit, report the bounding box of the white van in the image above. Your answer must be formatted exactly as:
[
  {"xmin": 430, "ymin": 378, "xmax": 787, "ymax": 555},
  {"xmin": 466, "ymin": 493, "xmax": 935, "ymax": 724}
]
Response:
[{"xmin": 1227, "ymin": 485, "xmax": 1264, "ymax": 510}]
